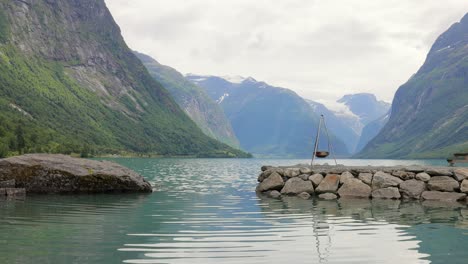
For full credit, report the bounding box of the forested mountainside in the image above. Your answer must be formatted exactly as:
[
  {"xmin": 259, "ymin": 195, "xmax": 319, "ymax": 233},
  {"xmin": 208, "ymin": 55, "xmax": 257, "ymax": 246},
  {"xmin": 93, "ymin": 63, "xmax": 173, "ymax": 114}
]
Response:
[
  {"xmin": 0, "ymin": 0, "xmax": 249, "ymax": 158},
  {"xmin": 187, "ymin": 75, "xmax": 350, "ymax": 158},
  {"xmin": 358, "ymin": 13, "xmax": 468, "ymax": 158},
  {"xmin": 134, "ymin": 51, "xmax": 240, "ymax": 148}
]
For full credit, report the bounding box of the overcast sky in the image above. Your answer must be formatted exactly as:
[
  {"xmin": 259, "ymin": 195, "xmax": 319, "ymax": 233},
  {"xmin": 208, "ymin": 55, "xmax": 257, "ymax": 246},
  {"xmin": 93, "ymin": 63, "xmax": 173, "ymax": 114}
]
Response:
[{"xmin": 106, "ymin": 0, "xmax": 468, "ymax": 104}]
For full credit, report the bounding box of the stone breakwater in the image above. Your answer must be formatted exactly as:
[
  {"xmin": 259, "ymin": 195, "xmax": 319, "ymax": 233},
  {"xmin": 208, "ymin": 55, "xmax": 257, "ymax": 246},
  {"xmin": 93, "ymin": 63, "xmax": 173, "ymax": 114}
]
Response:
[{"xmin": 256, "ymin": 165, "xmax": 468, "ymax": 202}]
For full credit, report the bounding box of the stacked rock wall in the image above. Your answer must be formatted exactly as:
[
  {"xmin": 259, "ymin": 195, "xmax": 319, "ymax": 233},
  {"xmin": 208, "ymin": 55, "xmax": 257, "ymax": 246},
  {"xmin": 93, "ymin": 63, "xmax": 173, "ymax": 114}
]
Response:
[{"xmin": 256, "ymin": 165, "xmax": 468, "ymax": 202}]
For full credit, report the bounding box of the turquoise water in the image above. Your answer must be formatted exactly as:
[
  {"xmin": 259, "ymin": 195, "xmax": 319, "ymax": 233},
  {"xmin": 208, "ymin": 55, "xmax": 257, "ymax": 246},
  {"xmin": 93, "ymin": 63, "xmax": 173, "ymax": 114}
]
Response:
[{"xmin": 1, "ymin": 158, "xmax": 467, "ymax": 264}]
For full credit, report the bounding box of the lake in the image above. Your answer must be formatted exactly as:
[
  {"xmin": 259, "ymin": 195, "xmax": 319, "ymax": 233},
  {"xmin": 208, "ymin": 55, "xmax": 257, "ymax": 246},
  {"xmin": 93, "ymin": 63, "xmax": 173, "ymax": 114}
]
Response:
[{"xmin": 1, "ymin": 158, "xmax": 468, "ymax": 264}]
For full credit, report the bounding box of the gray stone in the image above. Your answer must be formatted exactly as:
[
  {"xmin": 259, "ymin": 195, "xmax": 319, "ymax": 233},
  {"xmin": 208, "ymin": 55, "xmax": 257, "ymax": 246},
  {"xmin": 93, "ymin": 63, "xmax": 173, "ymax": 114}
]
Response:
[
  {"xmin": 372, "ymin": 187, "xmax": 401, "ymax": 199},
  {"xmin": 298, "ymin": 192, "xmax": 311, "ymax": 199},
  {"xmin": 427, "ymin": 176, "xmax": 459, "ymax": 192},
  {"xmin": 0, "ymin": 179, "xmax": 15, "ymax": 188},
  {"xmin": 257, "ymin": 172, "xmax": 284, "ymax": 192},
  {"xmin": 454, "ymin": 168, "xmax": 468, "ymax": 181},
  {"xmin": 319, "ymin": 193, "xmax": 338, "ymax": 200},
  {"xmin": 0, "ymin": 188, "xmax": 5, "ymax": 196},
  {"xmin": 257, "ymin": 170, "xmax": 272, "ymax": 182},
  {"xmin": 269, "ymin": 190, "xmax": 281, "ymax": 198},
  {"xmin": 399, "ymin": 180, "xmax": 426, "ymax": 199},
  {"xmin": 261, "ymin": 165, "xmax": 272, "ymax": 171},
  {"xmin": 371, "ymin": 171, "xmax": 403, "ymax": 190},
  {"xmin": 4, "ymin": 188, "xmax": 26, "ymax": 197},
  {"xmin": 299, "ymin": 174, "xmax": 310, "ymax": 181},
  {"xmin": 337, "ymin": 178, "xmax": 371, "ymax": 198},
  {"xmin": 426, "ymin": 168, "xmax": 453, "ymax": 176},
  {"xmin": 415, "ymin": 172, "xmax": 431, "ymax": 182},
  {"xmin": 392, "ymin": 171, "xmax": 415, "ymax": 180},
  {"xmin": 421, "ymin": 191, "xmax": 467, "ymax": 202},
  {"xmin": 283, "ymin": 168, "xmax": 301, "ymax": 178},
  {"xmin": 309, "ymin": 174, "xmax": 324, "ymax": 187},
  {"xmin": 281, "ymin": 177, "xmax": 314, "ymax": 195},
  {"xmin": 300, "ymin": 167, "xmax": 313, "ymax": 175},
  {"xmin": 316, "ymin": 174, "xmax": 340, "ymax": 194},
  {"xmin": 460, "ymin": 179, "xmax": 468, "ymax": 193},
  {"xmin": 404, "ymin": 166, "xmax": 425, "ymax": 173},
  {"xmin": 358, "ymin": 173, "xmax": 373, "ymax": 185},
  {"xmin": 340, "ymin": 171, "xmax": 354, "ymax": 185},
  {"xmin": 0, "ymin": 154, "xmax": 152, "ymax": 193}
]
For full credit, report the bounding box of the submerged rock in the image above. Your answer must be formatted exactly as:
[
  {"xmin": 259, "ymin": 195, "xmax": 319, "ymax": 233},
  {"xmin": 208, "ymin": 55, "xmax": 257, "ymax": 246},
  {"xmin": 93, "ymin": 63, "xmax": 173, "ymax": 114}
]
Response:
[
  {"xmin": 319, "ymin": 193, "xmax": 338, "ymax": 200},
  {"xmin": 0, "ymin": 154, "xmax": 152, "ymax": 194}
]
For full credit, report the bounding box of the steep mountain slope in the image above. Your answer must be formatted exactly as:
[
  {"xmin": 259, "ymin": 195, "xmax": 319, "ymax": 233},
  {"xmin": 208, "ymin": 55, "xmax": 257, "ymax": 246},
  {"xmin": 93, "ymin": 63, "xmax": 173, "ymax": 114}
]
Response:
[
  {"xmin": 134, "ymin": 51, "xmax": 240, "ymax": 148},
  {"xmin": 358, "ymin": 13, "xmax": 468, "ymax": 158},
  {"xmin": 0, "ymin": 0, "xmax": 248, "ymax": 158},
  {"xmin": 307, "ymin": 100, "xmax": 360, "ymax": 154},
  {"xmin": 337, "ymin": 93, "xmax": 391, "ymax": 127},
  {"xmin": 355, "ymin": 111, "xmax": 390, "ymax": 153},
  {"xmin": 187, "ymin": 75, "xmax": 349, "ymax": 157}
]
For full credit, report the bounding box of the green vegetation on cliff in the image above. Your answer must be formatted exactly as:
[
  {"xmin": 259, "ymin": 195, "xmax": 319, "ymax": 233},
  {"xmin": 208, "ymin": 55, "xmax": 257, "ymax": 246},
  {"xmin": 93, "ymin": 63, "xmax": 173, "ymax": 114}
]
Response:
[
  {"xmin": 0, "ymin": 0, "xmax": 250, "ymax": 158},
  {"xmin": 357, "ymin": 13, "xmax": 468, "ymax": 158}
]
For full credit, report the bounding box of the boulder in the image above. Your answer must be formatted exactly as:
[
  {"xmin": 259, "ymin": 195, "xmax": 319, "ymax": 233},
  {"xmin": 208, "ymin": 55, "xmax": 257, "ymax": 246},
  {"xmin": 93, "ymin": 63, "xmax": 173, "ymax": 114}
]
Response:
[
  {"xmin": 299, "ymin": 174, "xmax": 310, "ymax": 181},
  {"xmin": 309, "ymin": 174, "xmax": 324, "ymax": 187},
  {"xmin": 269, "ymin": 190, "xmax": 282, "ymax": 198},
  {"xmin": 358, "ymin": 173, "xmax": 373, "ymax": 185},
  {"xmin": 340, "ymin": 171, "xmax": 354, "ymax": 185},
  {"xmin": 300, "ymin": 167, "xmax": 313, "ymax": 175},
  {"xmin": 281, "ymin": 178, "xmax": 314, "ymax": 195},
  {"xmin": 415, "ymin": 172, "xmax": 431, "ymax": 182},
  {"xmin": 371, "ymin": 187, "xmax": 401, "ymax": 199},
  {"xmin": 2, "ymin": 188, "xmax": 26, "ymax": 197},
  {"xmin": 399, "ymin": 180, "xmax": 426, "ymax": 199},
  {"xmin": 392, "ymin": 171, "xmax": 415, "ymax": 180},
  {"xmin": 316, "ymin": 174, "xmax": 340, "ymax": 194},
  {"xmin": 426, "ymin": 168, "xmax": 453, "ymax": 176},
  {"xmin": 337, "ymin": 178, "xmax": 371, "ymax": 198},
  {"xmin": 319, "ymin": 193, "xmax": 338, "ymax": 200},
  {"xmin": 261, "ymin": 165, "xmax": 272, "ymax": 171},
  {"xmin": 257, "ymin": 170, "xmax": 271, "ymax": 182},
  {"xmin": 460, "ymin": 180, "xmax": 468, "ymax": 193},
  {"xmin": 298, "ymin": 192, "xmax": 311, "ymax": 199},
  {"xmin": 454, "ymin": 168, "xmax": 468, "ymax": 181},
  {"xmin": 421, "ymin": 191, "xmax": 466, "ymax": 202},
  {"xmin": 0, "ymin": 154, "xmax": 152, "ymax": 193},
  {"xmin": 0, "ymin": 179, "xmax": 15, "ymax": 188},
  {"xmin": 427, "ymin": 176, "xmax": 459, "ymax": 192},
  {"xmin": 283, "ymin": 168, "xmax": 301, "ymax": 178},
  {"xmin": 257, "ymin": 172, "xmax": 284, "ymax": 192},
  {"xmin": 371, "ymin": 171, "xmax": 403, "ymax": 190}
]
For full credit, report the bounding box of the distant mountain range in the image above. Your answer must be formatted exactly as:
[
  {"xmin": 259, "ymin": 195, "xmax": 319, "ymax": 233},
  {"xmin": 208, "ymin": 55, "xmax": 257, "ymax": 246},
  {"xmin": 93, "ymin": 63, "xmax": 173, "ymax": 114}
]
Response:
[
  {"xmin": 187, "ymin": 75, "xmax": 350, "ymax": 158},
  {"xmin": 134, "ymin": 51, "xmax": 240, "ymax": 148},
  {"xmin": 358, "ymin": 13, "xmax": 468, "ymax": 158}
]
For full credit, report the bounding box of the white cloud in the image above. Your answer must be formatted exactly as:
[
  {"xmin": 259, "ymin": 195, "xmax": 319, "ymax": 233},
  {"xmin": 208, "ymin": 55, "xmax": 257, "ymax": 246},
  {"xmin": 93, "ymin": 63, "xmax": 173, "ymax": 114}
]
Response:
[{"xmin": 105, "ymin": 0, "xmax": 468, "ymax": 103}]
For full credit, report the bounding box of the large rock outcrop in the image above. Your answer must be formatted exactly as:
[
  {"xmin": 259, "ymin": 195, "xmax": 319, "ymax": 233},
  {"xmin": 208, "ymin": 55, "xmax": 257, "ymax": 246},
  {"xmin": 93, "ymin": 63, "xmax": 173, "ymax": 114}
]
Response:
[{"xmin": 0, "ymin": 154, "xmax": 152, "ymax": 193}]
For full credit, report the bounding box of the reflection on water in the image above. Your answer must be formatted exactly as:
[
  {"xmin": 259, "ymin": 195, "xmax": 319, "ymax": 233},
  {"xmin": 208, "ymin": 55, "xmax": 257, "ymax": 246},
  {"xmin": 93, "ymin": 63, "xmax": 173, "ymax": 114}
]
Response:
[{"xmin": 1, "ymin": 158, "xmax": 467, "ymax": 264}]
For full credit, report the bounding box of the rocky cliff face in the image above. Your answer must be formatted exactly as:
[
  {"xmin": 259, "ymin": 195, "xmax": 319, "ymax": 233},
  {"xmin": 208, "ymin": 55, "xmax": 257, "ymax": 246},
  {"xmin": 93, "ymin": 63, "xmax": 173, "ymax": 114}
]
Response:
[
  {"xmin": 358, "ymin": 13, "xmax": 468, "ymax": 158},
  {"xmin": 134, "ymin": 52, "xmax": 240, "ymax": 148},
  {"xmin": 0, "ymin": 0, "xmax": 248, "ymax": 157},
  {"xmin": 188, "ymin": 75, "xmax": 350, "ymax": 158}
]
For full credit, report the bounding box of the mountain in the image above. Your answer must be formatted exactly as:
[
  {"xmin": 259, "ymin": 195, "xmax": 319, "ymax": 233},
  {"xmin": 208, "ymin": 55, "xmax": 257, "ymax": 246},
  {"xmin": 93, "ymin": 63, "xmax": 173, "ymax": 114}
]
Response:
[
  {"xmin": 355, "ymin": 111, "xmax": 390, "ymax": 153},
  {"xmin": 315, "ymin": 93, "xmax": 391, "ymax": 153},
  {"xmin": 187, "ymin": 75, "xmax": 350, "ymax": 158},
  {"xmin": 0, "ymin": 0, "xmax": 249, "ymax": 158},
  {"xmin": 134, "ymin": 51, "xmax": 240, "ymax": 148},
  {"xmin": 358, "ymin": 13, "xmax": 468, "ymax": 158},
  {"xmin": 307, "ymin": 100, "xmax": 360, "ymax": 154}
]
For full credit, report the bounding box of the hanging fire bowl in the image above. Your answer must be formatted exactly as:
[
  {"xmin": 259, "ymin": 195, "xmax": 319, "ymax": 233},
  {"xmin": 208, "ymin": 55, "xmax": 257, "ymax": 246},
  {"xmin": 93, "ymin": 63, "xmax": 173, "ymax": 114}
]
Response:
[{"xmin": 315, "ymin": 151, "xmax": 330, "ymax": 158}]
